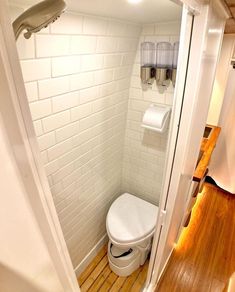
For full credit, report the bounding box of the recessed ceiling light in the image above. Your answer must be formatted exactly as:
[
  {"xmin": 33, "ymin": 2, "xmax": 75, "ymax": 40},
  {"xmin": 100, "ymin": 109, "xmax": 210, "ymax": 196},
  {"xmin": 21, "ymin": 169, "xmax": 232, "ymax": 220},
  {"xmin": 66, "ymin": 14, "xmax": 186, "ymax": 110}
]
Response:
[{"xmin": 127, "ymin": 0, "xmax": 143, "ymax": 4}]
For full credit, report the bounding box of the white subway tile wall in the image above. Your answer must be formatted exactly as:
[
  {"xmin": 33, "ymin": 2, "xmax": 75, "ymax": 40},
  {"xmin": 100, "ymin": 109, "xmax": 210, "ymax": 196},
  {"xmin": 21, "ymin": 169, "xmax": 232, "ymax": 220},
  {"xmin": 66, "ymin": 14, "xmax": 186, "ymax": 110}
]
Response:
[
  {"xmin": 17, "ymin": 10, "xmax": 180, "ymax": 270},
  {"xmin": 17, "ymin": 12, "xmax": 140, "ymax": 268},
  {"xmin": 121, "ymin": 22, "xmax": 180, "ymax": 205}
]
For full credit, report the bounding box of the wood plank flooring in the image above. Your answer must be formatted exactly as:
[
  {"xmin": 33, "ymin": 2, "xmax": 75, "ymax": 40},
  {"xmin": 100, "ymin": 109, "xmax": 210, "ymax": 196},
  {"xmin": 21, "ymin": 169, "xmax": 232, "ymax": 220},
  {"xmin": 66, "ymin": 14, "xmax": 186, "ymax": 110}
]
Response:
[
  {"xmin": 78, "ymin": 246, "xmax": 149, "ymax": 291},
  {"xmin": 157, "ymin": 183, "xmax": 235, "ymax": 292}
]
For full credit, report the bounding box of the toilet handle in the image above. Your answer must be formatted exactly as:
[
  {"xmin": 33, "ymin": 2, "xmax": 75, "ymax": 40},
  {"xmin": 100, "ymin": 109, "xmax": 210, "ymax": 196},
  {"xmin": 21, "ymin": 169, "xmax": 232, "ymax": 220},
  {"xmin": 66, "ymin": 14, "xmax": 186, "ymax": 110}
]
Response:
[{"xmin": 110, "ymin": 243, "xmax": 133, "ymax": 258}]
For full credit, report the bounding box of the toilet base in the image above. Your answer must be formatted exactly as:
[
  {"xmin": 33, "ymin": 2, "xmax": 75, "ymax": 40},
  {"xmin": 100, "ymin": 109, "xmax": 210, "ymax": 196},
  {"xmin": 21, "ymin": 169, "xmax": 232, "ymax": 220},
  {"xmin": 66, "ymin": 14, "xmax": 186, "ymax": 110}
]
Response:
[{"xmin": 107, "ymin": 239, "xmax": 152, "ymax": 277}]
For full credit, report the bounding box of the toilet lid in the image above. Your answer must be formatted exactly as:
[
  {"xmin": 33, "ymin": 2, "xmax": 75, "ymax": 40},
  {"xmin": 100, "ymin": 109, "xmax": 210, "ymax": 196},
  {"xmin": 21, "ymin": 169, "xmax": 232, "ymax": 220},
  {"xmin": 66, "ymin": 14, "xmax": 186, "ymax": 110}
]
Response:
[{"xmin": 106, "ymin": 193, "xmax": 158, "ymax": 245}]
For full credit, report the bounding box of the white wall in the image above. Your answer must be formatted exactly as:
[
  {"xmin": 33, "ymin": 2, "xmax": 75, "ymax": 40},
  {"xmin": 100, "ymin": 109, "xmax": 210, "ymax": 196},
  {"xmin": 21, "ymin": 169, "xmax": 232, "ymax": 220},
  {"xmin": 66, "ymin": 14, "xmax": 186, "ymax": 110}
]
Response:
[
  {"xmin": 207, "ymin": 35, "xmax": 235, "ymax": 125},
  {"xmin": 0, "ymin": 117, "xmax": 64, "ymax": 292},
  {"xmin": 122, "ymin": 22, "xmax": 180, "ymax": 205}
]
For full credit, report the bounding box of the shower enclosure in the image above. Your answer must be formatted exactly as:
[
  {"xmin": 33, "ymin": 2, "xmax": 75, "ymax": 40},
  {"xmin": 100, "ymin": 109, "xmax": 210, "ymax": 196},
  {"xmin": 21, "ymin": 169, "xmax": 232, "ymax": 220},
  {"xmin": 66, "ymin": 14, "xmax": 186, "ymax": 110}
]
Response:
[{"xmin": 9, "ymin": 0, "xmax": 182, "ymax": 272}]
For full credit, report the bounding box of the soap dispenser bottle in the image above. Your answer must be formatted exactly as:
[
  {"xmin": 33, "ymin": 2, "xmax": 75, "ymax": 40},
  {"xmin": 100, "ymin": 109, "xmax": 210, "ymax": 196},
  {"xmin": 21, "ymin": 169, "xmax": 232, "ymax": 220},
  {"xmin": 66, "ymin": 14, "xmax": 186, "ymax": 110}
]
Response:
[{"xmin": 140, "ymin": 42, "xmax": 156, "ymax": 87}]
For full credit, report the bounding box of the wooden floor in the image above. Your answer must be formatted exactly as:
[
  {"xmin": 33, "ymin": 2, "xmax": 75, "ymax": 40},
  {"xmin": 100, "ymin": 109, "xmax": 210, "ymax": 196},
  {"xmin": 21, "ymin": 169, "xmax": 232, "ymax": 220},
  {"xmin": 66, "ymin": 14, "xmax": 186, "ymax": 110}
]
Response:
[
  {"xmin": 78, "ymin": 246, "xmax": 149, "ymax": 291},
  {"xmin": 157, "ymin": 183, "xmax": 235, "ymax": 292}
]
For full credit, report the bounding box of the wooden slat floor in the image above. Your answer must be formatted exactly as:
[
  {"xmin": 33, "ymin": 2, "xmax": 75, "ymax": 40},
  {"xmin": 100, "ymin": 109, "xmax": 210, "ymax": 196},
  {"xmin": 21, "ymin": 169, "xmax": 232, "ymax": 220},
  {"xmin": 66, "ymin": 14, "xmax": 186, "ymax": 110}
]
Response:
[
  {"xmin": 157, "ymin": 183, "xmax": 235, "ymax": 292},
  {"xmin": 78, "ymin": 246, "xmax": 149, "ymax": 291}
]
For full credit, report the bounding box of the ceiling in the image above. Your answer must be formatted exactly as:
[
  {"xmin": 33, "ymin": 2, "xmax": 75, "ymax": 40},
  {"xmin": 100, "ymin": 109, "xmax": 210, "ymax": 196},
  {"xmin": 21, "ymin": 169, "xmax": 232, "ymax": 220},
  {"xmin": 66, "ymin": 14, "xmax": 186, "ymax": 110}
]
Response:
[
  {"xmin": 225, "ymin": 0, "xmax": 235, "ymax": 33},
  {"xmin": 9, "ymin": 0, "xmax": 182, "ymax": 23}
]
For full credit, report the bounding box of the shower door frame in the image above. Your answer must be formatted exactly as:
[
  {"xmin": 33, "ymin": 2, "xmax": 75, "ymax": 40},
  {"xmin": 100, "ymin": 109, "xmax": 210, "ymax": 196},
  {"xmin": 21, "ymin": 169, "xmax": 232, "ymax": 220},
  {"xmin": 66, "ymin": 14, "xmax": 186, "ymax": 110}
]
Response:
[
  {"xmin": 145, "ymin": 0, "xmax": 229, "ymax": 290},
  {"xmin": 144, "ymin": 4, "xmax": 197, "ymax": 290}
]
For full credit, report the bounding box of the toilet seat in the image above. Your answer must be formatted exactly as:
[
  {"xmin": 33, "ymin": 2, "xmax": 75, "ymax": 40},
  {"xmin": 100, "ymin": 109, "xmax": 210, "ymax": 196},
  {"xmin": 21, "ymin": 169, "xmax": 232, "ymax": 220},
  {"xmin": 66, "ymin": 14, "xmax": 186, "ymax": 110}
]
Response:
[{"xmin": 106, "ymin": 193, "xmax": 158, "ymax": 248}]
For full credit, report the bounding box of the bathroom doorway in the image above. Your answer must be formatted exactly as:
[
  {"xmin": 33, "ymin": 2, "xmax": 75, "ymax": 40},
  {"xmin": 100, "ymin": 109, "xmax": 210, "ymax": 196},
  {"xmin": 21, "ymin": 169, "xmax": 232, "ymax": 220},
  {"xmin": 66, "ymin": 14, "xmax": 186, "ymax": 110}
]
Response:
[{"xmin": 2, "ymin": 0, "xmax": 210, "ymax": 290}]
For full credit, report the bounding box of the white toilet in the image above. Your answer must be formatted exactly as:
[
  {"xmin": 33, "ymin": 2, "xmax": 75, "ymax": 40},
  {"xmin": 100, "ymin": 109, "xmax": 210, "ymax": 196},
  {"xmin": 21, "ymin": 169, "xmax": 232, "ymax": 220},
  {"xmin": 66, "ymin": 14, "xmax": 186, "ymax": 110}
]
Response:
[{"xmin": 106, "ymin": 193, "xmax": 158, "ymax": 277}]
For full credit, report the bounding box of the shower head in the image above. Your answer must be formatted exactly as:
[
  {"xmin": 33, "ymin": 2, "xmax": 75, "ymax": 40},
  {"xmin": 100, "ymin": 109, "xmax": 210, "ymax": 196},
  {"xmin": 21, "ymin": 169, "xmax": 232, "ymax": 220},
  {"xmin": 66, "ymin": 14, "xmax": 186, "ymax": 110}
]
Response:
[{"xmin": 13, "ymin": 0, "xmax": 66, "ymax": 40}]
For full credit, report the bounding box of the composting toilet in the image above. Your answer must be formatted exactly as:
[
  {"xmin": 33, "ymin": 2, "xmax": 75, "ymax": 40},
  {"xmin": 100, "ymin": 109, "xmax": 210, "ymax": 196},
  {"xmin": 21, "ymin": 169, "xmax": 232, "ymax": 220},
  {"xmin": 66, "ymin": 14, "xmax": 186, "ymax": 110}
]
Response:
[{"xmin": 106, "ymin": 193, "xmax": 158, "ymax": 277}]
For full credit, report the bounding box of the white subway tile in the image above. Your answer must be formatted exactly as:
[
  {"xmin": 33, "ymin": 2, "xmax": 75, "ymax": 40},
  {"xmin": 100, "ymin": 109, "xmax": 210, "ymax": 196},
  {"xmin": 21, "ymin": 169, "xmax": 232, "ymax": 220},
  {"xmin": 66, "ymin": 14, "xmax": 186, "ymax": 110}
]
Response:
[
  {"xmin": 74, "ymin": 150, "xmax": 93, "ymax": 169},
  {"xmin": 142, "ymin": 24, "xmax": 155, "ymax": 35},
  {"xmin": 165, "ymin": 93, "xmax": 174, "ymax": 105},
  {"xmin": 38, "ymin": 131, "xmax": 56, "ymax": 151},
  {"xmin": 94, "ymin": 69, "xmax": 113, "ymax": 86},
  {"xmin": 50, "ymin": 12, "xmax": 83, "ymax": 35},
  {"xmin": 72, "ymin": 128, "xmax": 94, "ymax": 147},
  {"xmin": 62, "ymin": 168, "xmax": 82, "ymax": 189},
  {"xmin": 122, "ymin": 53, "xmax": 135, "ymax": 66},
  {"xmin": 92, "ymin": 97, "xmax": 111, "ymax": 113},
  {"xmin": 96, "ymin": 37, "xmax": 118, "ymax": 53},
  {"xmin": 47, "ymin": 176, "xmax": 53, "ymax": 187},
  {"xmin": 131, "ymin": 76, "xmax": 141, "ymax": 88},
  {"xmin": 25, "ymin": 82, "xmax": 38, "ymax": 102},
  {"xmin": 155, "ymin": 22, "xmax": 181, "ymax": 36},
  {"xmin": 80, "ymin": 86, "xmax": 100, "ymax": 104},
  {"xmin": 104, "ymin": 54, "xmax": 122, "ymax": 68},
  {"xmin": 111, "ymin": 91, "xmax": 127, "ymax": 104},
  {"xmin": 17, "ymin": 34, "xmax": 35, "ymax": 59},
  {"xmin": 122, "ymin": 16, "xmax": 172, "ymax": 206},
  {"xmin": 56, "ymin": 122, "xmax": 78, "ymax": 142},
  {"xmin": 125, "ymin": 24, "xmax": 141, "ymax": 37},
  {"xmin": 134, "ymin": 50, "xmax": 140, "ymax": 64},
  {"xmin": 71, "ymin": 103, "xmax": 93, "ymax": 122},
  {"xmin": 79, "ymin": 137, "xmax": 99, "ymax": 156},
  {"xmin": 52, "ymin": 163, "xmax": 74, "ymax": 184},
  {"xmin": 70, "ymin": 72, "xmax": 94, "ymax": 91},
  {"xmin": 114, "ymin": 66, "xmax": 131, "ymax": 80},
  {"xmin": 79, "ymin": 115, "xmax": 97, "ymax": 131},
  {"xmin": 47, "ymin": 138, "xmax": 73, "ymax": 161},
  {"xmin": 52, "ymin": 56, "xmax": 81, "ymax": 77},
  {"xmin": 130, "ymin": 88, "xmax": 143, "ymax": 99},
  {"xmin": 143, "ymin": 89, "xmax": 165, "ymax": 104},
  {"xmin": 20, "ymin": 59, "xmax": 51, "ymax": 82},
  {"xmin": 42, "ymin": 110, "xmax": 70, "ymax": 132},
  {"xmin": 58, "ymin": 150, "xmax": 77, "ymax": 168},
  {"xmin": 50, "ymin": 182, "xmax": 63, "ymax": 196},
  {"xmin": 170, "ymin": 35, "xmax": 180, "ymax": 44},
  {"xmin": 100, "ymin": 82, "xmax": 117, "ymax": 97},
  {"xmin": 117, "ymin": 78, "xmax": 130, "ymax": 91},
  {"xmin": 29, "ymin": 99, "xmax": 52, "ymax": 120},
  {"xmin": 45, "ymin": 160, "xmax": 60, "ymax": 176},
  {"xmin": 36, "ymin": 35, "xmax": 70, "ymax": 57},
  {"xmin": 107, "ymin": 21, "xmax": 125, "ymax": 36},
  {"xmin": 118, "ymin": 38, "xmax": 137, "ymax": 52},
  {"xmin": 33, "ymin": 120, "xmax": 43, "ymax": 136},
  {"xmin": 40, "ymin": 151, "xmax": 48, "ymax": 164},
  {"xmin": 132, "ymin": 63, "xmax": 140, "ymax": 76},
  {"xmin": 144, "ymin": 35, "xmax": 170, "ymax": 43},
  {"xmin": 70, "ymin": 36, "xmax": 97, "ymax": 55},
  {"xmin": 52, "ymin": 92, "xmax": 79, "ymax": 113},
  {"xmin": 83, "ymin": 16, "xmax": 107, "ymax": 35},
  {"xmin": 130, "ymin": 99, "xmax": 148, "ymax": 112},
  {"xmin": 81, "ymin": 55, "xmax": 103, "ymax": 72},
  {"xmin": 38, "ymin": 76, "xmax": 70, "ymax": 99}
]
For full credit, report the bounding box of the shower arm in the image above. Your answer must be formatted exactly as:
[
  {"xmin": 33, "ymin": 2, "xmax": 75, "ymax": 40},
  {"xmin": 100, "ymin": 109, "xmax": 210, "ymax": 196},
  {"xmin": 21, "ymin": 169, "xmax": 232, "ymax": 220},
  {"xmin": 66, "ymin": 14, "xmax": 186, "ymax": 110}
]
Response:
[{"xmin": 13, "ymin": 0, "xmax": 66, "ymax": 40}]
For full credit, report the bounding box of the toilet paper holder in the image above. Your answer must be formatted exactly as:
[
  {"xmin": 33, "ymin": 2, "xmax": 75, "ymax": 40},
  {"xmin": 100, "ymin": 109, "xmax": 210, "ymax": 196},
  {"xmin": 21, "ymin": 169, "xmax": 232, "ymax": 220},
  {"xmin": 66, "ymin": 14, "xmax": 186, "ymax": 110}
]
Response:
[{"xmin": 142, "ymin": 104, "xmax": 171, "ymax": 133}]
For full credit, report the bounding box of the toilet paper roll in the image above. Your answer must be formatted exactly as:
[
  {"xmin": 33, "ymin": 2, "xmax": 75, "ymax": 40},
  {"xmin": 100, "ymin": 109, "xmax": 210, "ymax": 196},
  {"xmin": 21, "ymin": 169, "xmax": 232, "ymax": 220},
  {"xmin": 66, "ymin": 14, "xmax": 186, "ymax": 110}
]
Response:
[{"xmin": 142, "ymin": 104, "xmax": 171, "ymax": 133}]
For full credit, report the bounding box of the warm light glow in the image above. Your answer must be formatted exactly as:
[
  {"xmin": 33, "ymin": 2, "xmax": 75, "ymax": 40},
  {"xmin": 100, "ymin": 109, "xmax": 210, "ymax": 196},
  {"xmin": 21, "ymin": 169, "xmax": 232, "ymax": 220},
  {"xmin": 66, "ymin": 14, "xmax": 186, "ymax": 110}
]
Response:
[
  {"xmin": 127, "ymin": 0, "xmax": 143, "ymax": 4},
  {"xmin": 174, "ymin": 190, "xmax": 205, "ymax": 250}
]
